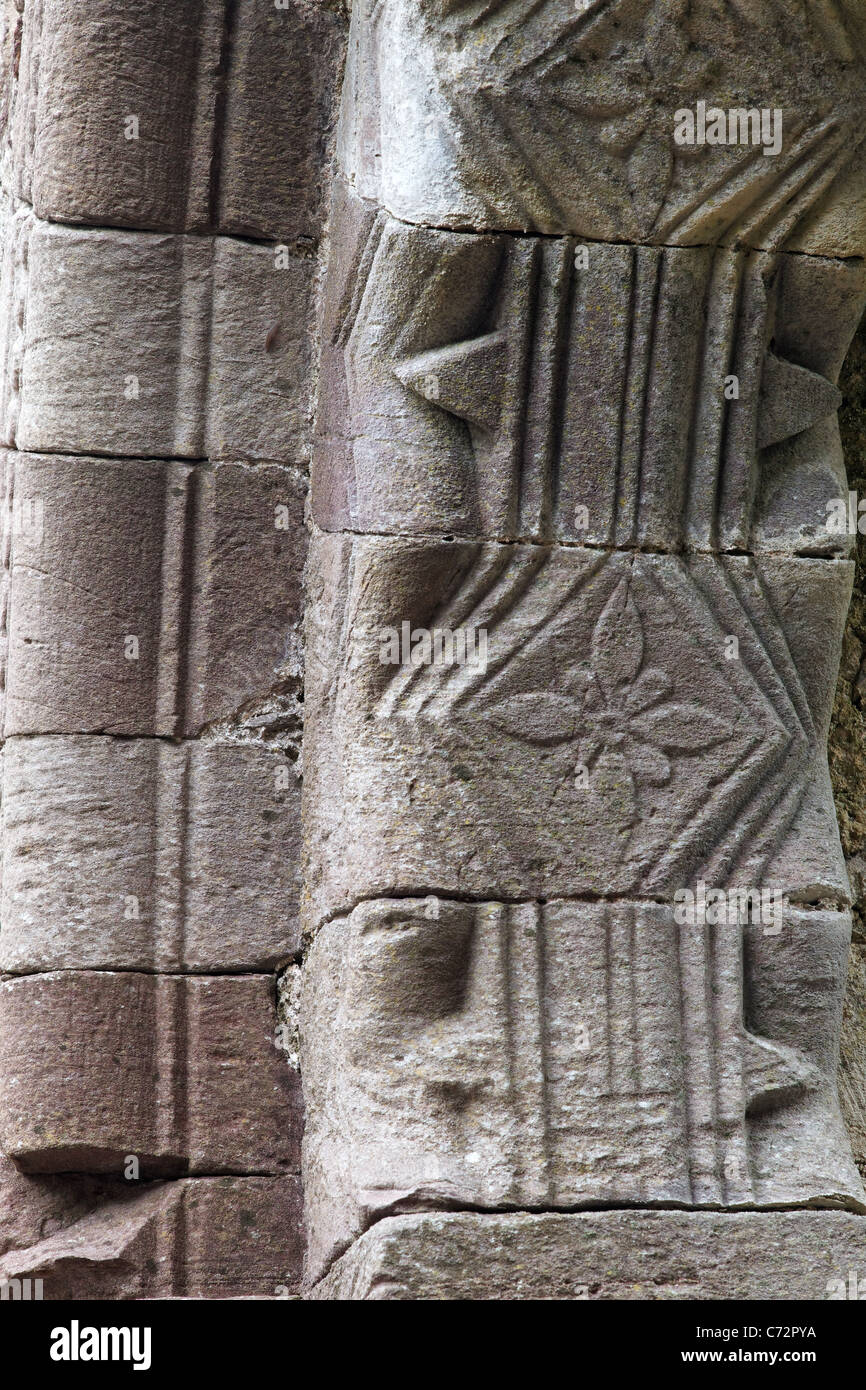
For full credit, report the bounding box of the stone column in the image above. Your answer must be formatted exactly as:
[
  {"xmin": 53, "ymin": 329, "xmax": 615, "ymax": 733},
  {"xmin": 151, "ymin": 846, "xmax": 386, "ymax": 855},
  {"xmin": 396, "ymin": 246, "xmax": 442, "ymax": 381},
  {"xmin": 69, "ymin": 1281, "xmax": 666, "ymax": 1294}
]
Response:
[
  {"xmin": 302, "ymin": 0, "xmax": 866, "ymax": 1297},
  {"xmin": 0, "ymin": 0, "xmax": 342, "ymax": 1298}
]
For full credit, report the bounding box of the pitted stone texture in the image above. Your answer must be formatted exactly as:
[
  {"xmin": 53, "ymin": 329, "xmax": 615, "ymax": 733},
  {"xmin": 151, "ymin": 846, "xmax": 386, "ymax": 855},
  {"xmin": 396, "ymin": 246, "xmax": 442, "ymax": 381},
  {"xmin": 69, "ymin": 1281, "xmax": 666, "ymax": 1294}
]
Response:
[
  {"xmin": 311, "ymin": 1210, "xmax": 866, "ymax": 1301},
  {"xmin": 0, "ymin": 1151, "xmax": 110, "ymax": 1260},
  {"xmin": 216, "ymin": 0, "xmax": 344, "ymax": 242},
  {"xmin": 0, "ymin": 972, "xmax": 300, "ymax": 1176},
  {"xmin": 841, "ymin": 943, "xmax": 866, "ymax": 1178},
  {"xmin": 315, "ymin": 189, "xmax": 865, "ymax": 554},
  {"xmin": 1, "ymin": 452, "xmax": 306, "ymax": 736},
  {"xmin": 302, "ymin": 894, "xmax": 863, "ymax": 1281},
  {"xmin": 338, "ymin": 0, "xmax": 866, "ymax": 255},
  {"xmin": 303, "ymin": 534, "xmax": 852, "ymax": 925},
  {"xmin": 0, "ymin": 1164, "xmax": 304, "ymax": 1299},
  {"xmin": 303, "ymin": 0, "xmax": 866, "ymax": 1297},
  {"xmin": 0, "ymin": 193, "xmax": 28, "ymax": 449},
  {"xmin": 0, "ymin": 0, "xmax": 343, "ymax": 239},
  {"xmin": 0, "ymin": 737, "xmax": 300, "ymax": 973},
  {"xmin": 207, "ymin": 236, "xmax": 314, "ymax": 462},
  {"xmin": 2, "ymin": 215, "xmax": 313, "ymax": 460}
]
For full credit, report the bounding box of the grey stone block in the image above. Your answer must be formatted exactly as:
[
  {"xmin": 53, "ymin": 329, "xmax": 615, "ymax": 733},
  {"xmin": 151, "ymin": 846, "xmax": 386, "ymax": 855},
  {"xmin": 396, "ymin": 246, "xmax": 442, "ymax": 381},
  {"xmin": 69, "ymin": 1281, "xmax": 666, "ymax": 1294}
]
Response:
[
  {"xmin": 0, "ymin": 737, "xmax": 300, "ymax": 973},
  {"xmin": 216, "ymin": 0, "xmax": 344, "ymax": 242},
  {"xmin": 16, "ymin": 220, "xmax": 213, "ymax": 458},
  {"xmin": 3, "ymin": 217, "xmax": 313, "ymax": 461},
  {"xmin": 311, "ymin": 1210, "xmax": 866, "ymax": 1300},
  {"xmin": 314, "ymin": 188, "xmax": 865, "ymax": 552},
  {"xmin": 302, "ymin": 895, "xmax": 863, "ymax": 1281},
  {"xmin": 303, "ymin": 535, "xmax": 852, "ymax": 924},
  {"xmin": 207, "ymin": 236, "xmax": 314, "ymax": 463},
  {"xmin": 336, "ymin": 0, "xmax": 866, "ymax": 255}
]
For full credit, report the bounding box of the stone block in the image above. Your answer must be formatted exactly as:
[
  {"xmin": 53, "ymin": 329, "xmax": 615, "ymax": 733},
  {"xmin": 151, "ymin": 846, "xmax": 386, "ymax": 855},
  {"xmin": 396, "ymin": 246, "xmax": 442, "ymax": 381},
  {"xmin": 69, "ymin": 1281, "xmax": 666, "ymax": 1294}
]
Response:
[
  {"xmin": 302, "ymin": 894, "xmax": 863, "ymax": 1281},
  {"xmin": 3, "ymin": 217, "xmax": 312, "ymax": 461},
  {"xmin": 337, "ymin": 0, "xmax": 866, "ymax": 255},
  {"xmin": 1, "ymin": 452, "xmax": 306, "ymax": 736},
  {"xmin": 303, "ymin": 534, "xmax": 853, "ymax": 924},
  {"xmin": 0, "ymin": 737, "xmax": 300, "ymax": 973},
  {"xmin": 0, "ymin": 972, "xmax": 300, "ymax": 1176},
  {"xmin": 207, "ymin": 236, "xmax": 314, "ymax": 462},
  {"xmin": 314, "ymin": 190, "xmax": 866, "ymax": 552},
  {"xmin": 182, "ymin": 460, "xmax": 306, "ymax": 732},
  {"xmin": 1, "ymin": 0, "xmax": 343, "ymax": 239},
  {"xmin": 0, "ymin": 1160, "xmax": 304, "ymax": 1298},
  {"xmin": 16, "ymin": 220, "xmax": 213, "ymax": 457},
  {"xmin": 311, "ymin": 1210, "xmax": 866, "ymax": 1301},
  {"xmin": 0, "ymin": 1151, "xmax": 109, "ymax": 1263},
  {"xmin": 217, "ymin": 0, "xmax": 344, "ymax": 241}
]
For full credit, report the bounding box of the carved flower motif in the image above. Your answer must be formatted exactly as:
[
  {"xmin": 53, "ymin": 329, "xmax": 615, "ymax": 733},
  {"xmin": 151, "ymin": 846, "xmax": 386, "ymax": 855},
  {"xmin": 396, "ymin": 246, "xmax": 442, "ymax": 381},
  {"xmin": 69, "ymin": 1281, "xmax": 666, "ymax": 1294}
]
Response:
[
  {"xmin": 549, "ymin": 0, "xmax": 718, "ymax": 228},
  {"xmin": 487, "ymin": 579, "xmax": 730, "ymax": 818}
]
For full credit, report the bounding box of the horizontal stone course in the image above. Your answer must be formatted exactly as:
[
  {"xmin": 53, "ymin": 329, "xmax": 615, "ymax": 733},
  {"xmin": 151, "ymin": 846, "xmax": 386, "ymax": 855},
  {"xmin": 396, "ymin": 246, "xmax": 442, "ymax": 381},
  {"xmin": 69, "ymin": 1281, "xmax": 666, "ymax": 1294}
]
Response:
[
  {"xmin": 302, "ymin": 892, "xmax": 864, "ymax": 1282},
  {"xmin": 312, "ymin": 1209, "xmax": 866, "ymax": 1300},
  {"xmin": 314, "ymin": 188, "xmax": 865, "ymax": 553},
  {"xmin": 0, "ymin": 736, "xmax": 301, "ymax": 973},
  {"xmin": 303, "ymin": 535, "xmax": 853, "ymax": 926},
  {"xmin": 0, "ymin": 211, "xmax": 314, "ymax": 461}
]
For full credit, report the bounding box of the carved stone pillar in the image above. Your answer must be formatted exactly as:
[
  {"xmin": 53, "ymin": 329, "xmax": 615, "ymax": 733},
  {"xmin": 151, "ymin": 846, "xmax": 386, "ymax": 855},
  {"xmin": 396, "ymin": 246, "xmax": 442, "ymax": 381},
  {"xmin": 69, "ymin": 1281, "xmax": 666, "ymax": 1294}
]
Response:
[
  {"xmin": 0, "ymin": 0, "xmax": 343, "ymax": 1299},
  {"xmin": 302, "ymin": 0, "xmax": 866, "ymax": 1296}
]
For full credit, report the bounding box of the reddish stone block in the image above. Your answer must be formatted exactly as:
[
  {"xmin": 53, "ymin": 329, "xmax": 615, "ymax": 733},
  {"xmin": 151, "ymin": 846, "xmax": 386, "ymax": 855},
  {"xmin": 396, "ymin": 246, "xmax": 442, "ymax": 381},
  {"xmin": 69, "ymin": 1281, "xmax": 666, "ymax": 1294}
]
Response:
[
  {"xmin": 0, "ymin": 973, "xmax": 300, "ymax": 1177},
  {"xmin": 0, "ymin": 1161, "xmax": 305, "ymax": 1298},
  {"xmin": 2, "ymin": 453, "xmax": 306, "ymax": 737}
]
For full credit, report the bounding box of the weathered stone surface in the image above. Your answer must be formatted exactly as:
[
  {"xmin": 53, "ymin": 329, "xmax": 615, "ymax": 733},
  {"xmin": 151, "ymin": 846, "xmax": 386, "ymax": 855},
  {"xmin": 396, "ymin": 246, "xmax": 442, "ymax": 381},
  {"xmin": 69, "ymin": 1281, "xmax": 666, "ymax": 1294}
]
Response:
[
  {"xmin": 311, "ymin": 1210, "xmax": 866, "ymax": 1300},
  {"xmin": 1, "ymin": 216, "xmax": 313, "ymax": 460},
  {"xmin": 0, "ymin": 1163, "xmax": 304, "ymax": 1299},
  {"xmin": 831, "ymin": 320, "xmax": 866, "ymax": 1183},
  {"xmin": 182, "ymin": 459, "xmax": 307, "ymax": 733},
  {"xmin": 0, "ymin": 737, "xmax": 300, "ymax": 972},
  {"xmin": 2, "ymin": 452, "xmax": 191, "ymax": 735},
  {"xmin": 0, "ymin": 972, "xmax": 299, "ymax": 1176},
  {"xmin": 4, "ymin": 0, "xmax": 221, "ymax": 231},
  {"xmin": 1, "ymin": 452, "xmax": 306, "ymax": 736},
  {"xmin": 839, "ymin": 943, "xmax": 866, "ymax": 1181},
  {"xmin": 217, "ymin": 0, "xmax": 344, "ymax": 242},
  {"xmin": 14, "ymin": 218, "xmax": 212, "ymax": 456},
  {"xmin": 302, "ymin": 894, "xmax": 863, "ymax": 1281},
  {"xmin": 0, "ymin": 0, "xmax": 343, "ymax": 239},
  {"xmin": 207, "ymin": 236, "xmax": 315, "ymax": 462},
  {"xmin": 3, "ymin": 0, "xmax": 864, "ymax": 1306},
  {"xmin": 0, "ymin": 0, "xmax": 324, "ymax": 1304},
  {"xmin": 304, "ymin": 535, "xmax": 852, "ymax": 923},
  {"xmin": 304, "ymin": 488, "xmax": 860, "ymax": 1282},
  {"xmin": 303, "ymin": 0, "xmax": 866, "ymax": 1302},
  {"xmin": 337, "ymin": 0, "xmax": 866, "ymax": 256},
  {"xmin": 0, "ymin": 1151, "xmax": 110, "ymax": 1259},
  {"xmin": 0, "ymin": 193, "xmax": 27, "ymax": 449},
  {"xmin": 314, "ymin": 187, "xmax": 865, "ymax": 552}
]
